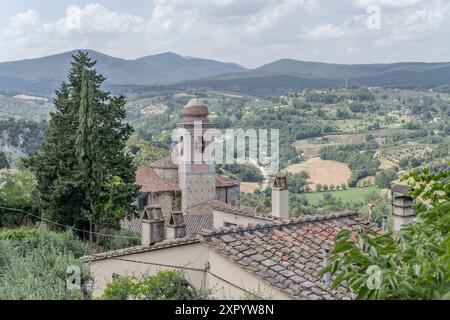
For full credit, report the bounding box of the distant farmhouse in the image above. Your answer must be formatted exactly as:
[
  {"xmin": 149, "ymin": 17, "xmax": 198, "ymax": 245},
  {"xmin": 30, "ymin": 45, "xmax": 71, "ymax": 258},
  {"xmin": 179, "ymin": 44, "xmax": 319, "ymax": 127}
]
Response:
[{"xmin": 82, "ymin": 99, "xmax": 412, "ymax": 300}]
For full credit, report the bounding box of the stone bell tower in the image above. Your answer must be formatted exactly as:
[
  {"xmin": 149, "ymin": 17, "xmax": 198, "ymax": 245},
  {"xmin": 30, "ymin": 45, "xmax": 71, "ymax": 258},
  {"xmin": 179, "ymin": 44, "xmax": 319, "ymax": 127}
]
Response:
[{"xmin": 177, "ymin": 98, "xmax": 216, "ymax": 212}]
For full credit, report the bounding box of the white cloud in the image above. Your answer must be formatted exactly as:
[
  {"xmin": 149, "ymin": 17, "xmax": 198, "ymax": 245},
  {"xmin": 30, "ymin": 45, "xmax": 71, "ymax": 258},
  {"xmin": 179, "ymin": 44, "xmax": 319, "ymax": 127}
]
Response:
[
  {"xmin": 3, "ymin": 9, "xmax": 40, "ymax": 36},
  {"xmin": 370, "ymin": 1, "xmax": 450, "ymax": 47},
  {"xmin": 46, "ymin": 4, "xmax": 145, "ymax": 35},
  {"xmin": 245, "ymin": 0, "xmax": 320, "ymax": 36},
  {"xmin": 353, "ymin": 0, "xmax": 423, "ymax": 9},
  {"xmin": 0, "ymin": 1, "xmax": 449, "ymax": 66},
  {"xmin": 301, "ymin": 24, "xmax": 352, "ymax": 41}
]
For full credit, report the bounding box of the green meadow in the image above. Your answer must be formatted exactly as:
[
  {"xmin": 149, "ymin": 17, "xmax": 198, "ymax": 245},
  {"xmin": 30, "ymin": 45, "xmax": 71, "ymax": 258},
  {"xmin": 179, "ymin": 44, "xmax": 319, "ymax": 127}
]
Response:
[{"xmin": 303, "ymin": 186, "xmax": 381, "ymax": 206}]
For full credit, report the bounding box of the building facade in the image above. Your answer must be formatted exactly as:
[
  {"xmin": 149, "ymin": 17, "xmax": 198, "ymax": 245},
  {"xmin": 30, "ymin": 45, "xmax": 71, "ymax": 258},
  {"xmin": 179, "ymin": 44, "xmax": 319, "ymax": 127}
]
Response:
[{"xmin": 133, "ymin": 98, "xmax": 240, "ymax": 219}]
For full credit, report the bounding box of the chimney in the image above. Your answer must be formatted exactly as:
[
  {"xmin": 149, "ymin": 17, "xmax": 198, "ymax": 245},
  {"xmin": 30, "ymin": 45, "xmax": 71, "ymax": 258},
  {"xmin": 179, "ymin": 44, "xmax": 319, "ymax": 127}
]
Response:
[
  {"xmin": 166, "ymin": 211, "xmax": 186, "ymax": 240},
  {"xmin": 367, "ymin": 203, "xmax": 374, "ymax": 221},
  {"xmin": 392, "ymin": 195, "xmax": 415, "ymax": 232},
  {"xmin": 381, "ymin": 215, "xmax": 388, "ymax": 231},
  {"xmin": 271, "ymin": 176, "xmax": 289, "ymax": 220},
  {"xmin": 141, "ymin": 205, "xmax": 166, "ymax": 247}
]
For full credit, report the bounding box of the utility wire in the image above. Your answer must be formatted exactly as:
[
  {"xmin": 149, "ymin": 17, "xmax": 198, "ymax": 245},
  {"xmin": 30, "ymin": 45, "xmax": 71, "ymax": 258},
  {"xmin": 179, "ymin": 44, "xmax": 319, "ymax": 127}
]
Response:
[
  {"xmin": 110, "ymin": 257, "xmax": 205, "ymax": 272},
  {"xmin": 207, "ymin": 270, "xmax": 262, "ymax": 298},
  {"xmin": 109, "ymin": 256, "xmax": 263, "ymax": 299},
  {"xmin": 0, "ymin": 206, "xmax": 140, "ymax": 240}
]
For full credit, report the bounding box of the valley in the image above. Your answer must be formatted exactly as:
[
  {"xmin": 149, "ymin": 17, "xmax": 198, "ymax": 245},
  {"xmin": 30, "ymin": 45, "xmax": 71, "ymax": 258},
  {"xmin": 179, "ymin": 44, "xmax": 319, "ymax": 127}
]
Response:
[{"xmin": 0, "ymin": 52, "xmax": 448, "ymax": 223}]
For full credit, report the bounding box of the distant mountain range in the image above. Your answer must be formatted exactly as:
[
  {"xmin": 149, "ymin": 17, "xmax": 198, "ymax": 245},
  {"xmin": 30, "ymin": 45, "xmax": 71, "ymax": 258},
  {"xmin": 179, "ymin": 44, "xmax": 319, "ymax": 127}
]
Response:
[
  {"xmin": 184, "ymin": 59, "xmax": 450, "ymax": 95},
  {"xmin": 0, "ymin": 50, "xmax": 245, "ymax": 94},
  {"xmin": 1, "ymin": 50, "xmax": 450, "ymax": 96}
]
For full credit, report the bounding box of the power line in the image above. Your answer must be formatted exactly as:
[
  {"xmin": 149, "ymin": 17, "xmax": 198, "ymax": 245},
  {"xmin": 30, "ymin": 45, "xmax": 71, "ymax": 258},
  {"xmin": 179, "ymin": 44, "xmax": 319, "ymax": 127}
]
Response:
[
  {"xmin": 207, "ymin": 270, "xmax": 263, "ymax": 299},
  {"xmin": 0, "ymin": 206, "xmax": 140, "ymax": 240},
  {"xmin": 110, "ymin": 257, "xmax": 205, "ymax": 272},
  {"xmin": 109, "ymin": 256, "xmax": 263, "ymax": 299}
]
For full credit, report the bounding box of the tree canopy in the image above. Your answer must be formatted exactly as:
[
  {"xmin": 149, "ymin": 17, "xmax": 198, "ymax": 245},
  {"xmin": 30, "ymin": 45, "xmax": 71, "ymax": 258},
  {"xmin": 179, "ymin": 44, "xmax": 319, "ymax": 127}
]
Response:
[
  {"xmin": 322, "ymin": 164, "xmax": 450, "ymax": 300},
  {"xmin": 24, "ymin": 51, "xmax": 138, "ymax": 236}
]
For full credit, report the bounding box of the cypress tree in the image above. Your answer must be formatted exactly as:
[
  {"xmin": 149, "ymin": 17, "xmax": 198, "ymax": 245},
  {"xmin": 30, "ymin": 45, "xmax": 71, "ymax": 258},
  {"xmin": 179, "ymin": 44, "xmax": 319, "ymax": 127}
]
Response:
[
  {"xmin": 25, "ymin": 51, "xmax": 138, "ymax": 237},
  {"xmin": 76, "ymin": 69, "xmax": 101, "ymax": 242}
]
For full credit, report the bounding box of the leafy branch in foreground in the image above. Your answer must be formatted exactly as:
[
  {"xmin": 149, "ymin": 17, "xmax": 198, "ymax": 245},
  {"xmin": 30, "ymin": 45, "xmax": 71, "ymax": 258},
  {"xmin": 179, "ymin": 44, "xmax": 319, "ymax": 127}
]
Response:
[{"xmin": 321, "ymin": 164, "xmax": 450, "ymax": 300}]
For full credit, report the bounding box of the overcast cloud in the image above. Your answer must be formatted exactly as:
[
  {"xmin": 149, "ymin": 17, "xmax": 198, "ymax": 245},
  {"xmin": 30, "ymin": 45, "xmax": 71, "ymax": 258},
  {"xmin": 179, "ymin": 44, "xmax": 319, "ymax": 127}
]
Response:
[{"xmin": 0, "ymin": 0, "xmax": 449, "ymax": 67}]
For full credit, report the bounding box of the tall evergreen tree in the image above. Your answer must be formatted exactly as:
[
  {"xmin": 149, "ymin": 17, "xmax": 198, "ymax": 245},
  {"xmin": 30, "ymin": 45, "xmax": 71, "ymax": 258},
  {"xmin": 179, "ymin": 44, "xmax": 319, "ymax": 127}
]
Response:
[
  {"xmin": 25, "ymin": 51, "xmax": 138, "ymax": 237},
  {"xmin": 76, "ymin": 69, "xmax": 102, "ymax": 242}
]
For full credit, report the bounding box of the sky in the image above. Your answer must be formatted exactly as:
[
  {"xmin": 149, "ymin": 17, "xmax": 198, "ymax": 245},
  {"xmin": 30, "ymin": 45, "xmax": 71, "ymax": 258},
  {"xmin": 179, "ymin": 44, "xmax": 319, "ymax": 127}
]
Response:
[{"xmin": 1, "ymin": 0, "xmax": 449, "ymax": 68}]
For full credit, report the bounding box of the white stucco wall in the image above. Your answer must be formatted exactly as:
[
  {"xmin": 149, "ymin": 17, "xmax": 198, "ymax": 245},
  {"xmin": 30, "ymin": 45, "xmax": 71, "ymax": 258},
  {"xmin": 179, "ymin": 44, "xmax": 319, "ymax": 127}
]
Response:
[
  {"xmin": 87, "ymin": 243, "xmax": 209, "ymax": 297},
  {"xmin": 208, "ymin": 251, "xmax": 292, "ymax": 300},
  {"xmin": 85, "ymin": 241, "xmax": 291, "ymax": 300},
  {"xmin": 272, "ymin": 189, "xmax": 289, "ymax": 219},
  {"xmin": 212, "ymin": 209, "xmax": 271, "ymax": 229}
]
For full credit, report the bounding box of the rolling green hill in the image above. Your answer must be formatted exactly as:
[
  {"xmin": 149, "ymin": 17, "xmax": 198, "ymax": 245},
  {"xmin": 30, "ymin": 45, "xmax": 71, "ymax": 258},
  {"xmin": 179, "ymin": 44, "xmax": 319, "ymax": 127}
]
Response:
[
  {"xmin": 2, "ymin": 50, "xmax": 450, "ymax": 96},
  {"xmin": 183, "ymin": 59, "xmax": 450, "ymax": 95},
  {"xmin": 255, "ymin": 59, "xmax": 450, "ymax": 79},
  {"xmin": 0, "ymin": 50, "xmax": 246, "ymax": 94}
]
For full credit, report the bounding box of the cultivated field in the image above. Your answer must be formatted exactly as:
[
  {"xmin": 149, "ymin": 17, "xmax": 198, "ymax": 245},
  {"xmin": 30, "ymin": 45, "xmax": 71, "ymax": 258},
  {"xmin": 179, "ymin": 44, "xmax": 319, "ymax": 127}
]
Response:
[
  {"xmin": 324, "ymin": 128, "xmax": 413, "ymax": 144},
  {"xmin": 303, "ymin": 186, "xmax": 381, "ymax": 206},
  {"xmin": 294, "ymin": 129, "xmax": 416, "ymax": 159},
  {"xmin": 376, "ymin": 142, "xmax": 434, "ymax": 169},
  {"xmin": 286, "ymin": 157, "xmax": 352, "ymax": 189},
  {"xmin": 293, "ymin": 139, "xmax": 333, "ymax": 158},
  {"xmin": 240, "ymin": 182, "xmax": 262, "ymax": 194}
]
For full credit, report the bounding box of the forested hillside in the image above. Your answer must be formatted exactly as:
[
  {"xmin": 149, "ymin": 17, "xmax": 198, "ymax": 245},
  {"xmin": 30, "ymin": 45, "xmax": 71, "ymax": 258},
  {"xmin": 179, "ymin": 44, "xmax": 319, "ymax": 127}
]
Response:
[
  {"xmin": 3, "ymin": 50, "xmax": 450, "ymax": 97},
  {"xmin": 0, "ymin": 119, "xmax": 47, "ymax": 168},
  {"xmin": 0, "ymin": 50, "xmax": 245, "ymax": 94}
]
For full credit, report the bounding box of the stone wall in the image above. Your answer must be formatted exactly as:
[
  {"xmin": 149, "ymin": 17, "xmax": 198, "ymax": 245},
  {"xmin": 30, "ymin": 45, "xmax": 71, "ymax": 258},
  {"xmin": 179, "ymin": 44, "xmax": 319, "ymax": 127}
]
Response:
[
  {"xmin": 179, "ymin": 172, "xmax": 216, "ymax": 211},
  {"xmin": 149, "ymin": 192, "xmax": 173, "ymax": 218}
]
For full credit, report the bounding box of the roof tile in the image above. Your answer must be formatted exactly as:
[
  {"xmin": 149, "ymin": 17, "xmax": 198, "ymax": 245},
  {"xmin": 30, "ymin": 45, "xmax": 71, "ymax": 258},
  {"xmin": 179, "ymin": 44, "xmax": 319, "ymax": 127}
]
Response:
[{"xmin": 201, "ymin": 212, "xmax": 381, "ymax": 300}]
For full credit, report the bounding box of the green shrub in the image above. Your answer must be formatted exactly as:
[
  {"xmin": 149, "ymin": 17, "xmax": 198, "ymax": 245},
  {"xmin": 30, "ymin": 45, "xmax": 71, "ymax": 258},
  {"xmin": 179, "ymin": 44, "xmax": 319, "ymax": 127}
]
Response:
[
  {"xmin": 323, "ymin": 166, "xmax": 450, "ymax": 299},
  {"xmin": 0, "ymin": 170, "xmax": 38, "ymax": 227},
  {"xmin": 101, "ymin": 270, "xmax": 208, "ymax": 300},
  {"xmin": 0, "ymin": 228, "xmax": 40, "ymax": 242},
  {"xmin": 96, "ymin": 229, "xmax": 140, "ymax": 251},
  {"xmin": 100, "ymin": 276, "xmax": 135, "ymax": 300},
  {"xmin": 0, "ymin": 229, "xmax": 92, "ymax": 299}
]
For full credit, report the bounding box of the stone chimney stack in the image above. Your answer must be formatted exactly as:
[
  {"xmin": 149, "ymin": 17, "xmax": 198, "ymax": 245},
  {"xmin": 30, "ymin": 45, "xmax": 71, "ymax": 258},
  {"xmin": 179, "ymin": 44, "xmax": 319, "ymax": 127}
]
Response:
[
  {"xmin": 391, "ymin": 185, "xmax": 415, "ymax": 233},
  {"xmin": 166, "ymin": 211, "xmax": 187, "ymax": 240},
  {"xmin": 392, "ymin": 195, "xmax": 415, "ymax": 232},
  {"xmin": 271, "ymin": 176, "xmax": 289, "ymax": 220},
  {"xmin": 141, "ymin": 205, "xmax": 166, "ymax": 247},
  {"xmin": 381, "ymin": 215, "xmax": 388, "ymax": 231},
  {"xmin": 367, "ymin": 203, "xmax": 374, "ymax": 221}
]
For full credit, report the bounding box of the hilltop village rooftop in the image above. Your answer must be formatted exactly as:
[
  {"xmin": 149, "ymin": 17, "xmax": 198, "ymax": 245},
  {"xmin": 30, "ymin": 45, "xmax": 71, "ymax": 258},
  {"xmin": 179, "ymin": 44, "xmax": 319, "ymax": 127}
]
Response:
[{"xmin": 82, "ymin": 98, "xmax": 415, "ymax": 299}]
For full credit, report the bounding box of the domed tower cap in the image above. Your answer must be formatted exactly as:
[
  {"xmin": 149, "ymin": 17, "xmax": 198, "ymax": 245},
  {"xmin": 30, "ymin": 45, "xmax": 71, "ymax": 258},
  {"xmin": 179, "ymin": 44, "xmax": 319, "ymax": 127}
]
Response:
[{"xmin": 182, "ymin": 98, "xmax": 209, "ymax": 122}]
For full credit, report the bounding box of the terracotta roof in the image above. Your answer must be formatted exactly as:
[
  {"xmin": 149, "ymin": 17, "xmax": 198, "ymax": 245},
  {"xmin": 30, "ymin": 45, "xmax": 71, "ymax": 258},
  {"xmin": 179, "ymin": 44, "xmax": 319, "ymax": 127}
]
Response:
[
  {"xmin": 151, "ymin": 155, "xmax": 178, "ymax": 169},
  {"xmin": 81, "ymin": 236, "xmax": 199, "ymax": 262},
  {"xmin": 136, "ymin": 165, "xmax": 237, "ymax": 194},
  {"xmin": 216, "ymin": 175, "xmax": 239, "ymax": 187},
  {"xmin": 136, "ymin": 167, "xmax": 180, "ymax": 193},
  {"xmin": 184, "ymin": 213, "xmax": 214, "ymax": 235},
  {"xmin": 121, "ymin": 217, "xmax": 142, "ymax": 233},
  {"xmin": 184, "ymin": 199, "xmax": 267, "ymax": 219},
  {"xmin": 199, "ymin": 212, "xmax": 382, "ymax": 300},
  {"xmin": 207, "ymin": 200, "xmax": 272, "ymax": 221},
  {"xmin": 121, "ymin": 213, "xmax": 213, "ymax": 236},
  {"xmin": 185, "ymin": 202, "xmax": 215, "ymax": 215}
]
